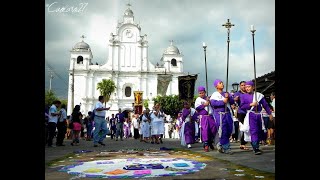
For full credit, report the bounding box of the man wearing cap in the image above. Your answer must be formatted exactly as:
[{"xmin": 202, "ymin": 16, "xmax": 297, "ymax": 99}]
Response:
[
  {"xmin": 239, "ymin": 81, "xmax": 273, "ymax": 155},
  {"xmin": 210, "ymin": 79, "xmax": 235, "ymax": 154},
  {"xmin": 195, "ymin": 86, "xmax": 217, "ymax": 152}
]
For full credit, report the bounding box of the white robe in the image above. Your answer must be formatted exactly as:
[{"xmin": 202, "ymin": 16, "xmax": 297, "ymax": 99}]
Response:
[{"xmin": 195, "ymin": 97, "xmax": 213, "ymax": 114}]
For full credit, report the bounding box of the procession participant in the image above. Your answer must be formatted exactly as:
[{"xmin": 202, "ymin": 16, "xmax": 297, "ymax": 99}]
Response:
[
  {"xmin": 239, "ymin": 81, "xmax": 273, "ymax": 155},
  {"xmin": 131, "ymin": 114, "xmax": 140, "ymax": 139},
  {"xmin": 141, "ymin": 109, "xmax": 151, "ymax": 143},
  {"xmin": 194, "ymin": 86, "xmax": 217, "ymax": 152},
  {"xmin": 210, "ymin": 79, "xmax": 234, "ymax": 154},
  {"xmin": 175, "ymin": 112, "xmax": 183, "ymax": 139},
  {"xmin": 233, "ymin": 81, "xmax": 250, "ymax": 150},
  {"xmin": 115, "ymin": 108, "xmax": 125, "ymax": 141},
  {"xmin": 180, "ymin": 101, "xmax": 199, "ymax": 148},
  {"xmin": 150, "ymin": 103, "xmax": 165, "ymax": 144},
  {"xmin": 109, "ymin": 114, "xmax": 116, "ymax": 140},
  {"xmin": 123, "ymin": 118, "xmax": 130, "ymax": 139}
]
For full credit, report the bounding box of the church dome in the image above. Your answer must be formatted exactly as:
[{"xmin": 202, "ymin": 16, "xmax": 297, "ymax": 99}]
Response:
[
  {"xmin": 164, "ymin": 44, "xmax": 180, "ymax": 55},
  {"xmin": 73, "ymin": 41, "xmax": 90, "ymax": 50},
  {"xmin": 124, "ymin": 8, "xmax": 134, "ymax": 16}
]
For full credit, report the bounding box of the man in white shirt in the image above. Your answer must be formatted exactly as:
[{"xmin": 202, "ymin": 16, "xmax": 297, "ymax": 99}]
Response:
[
  {"xmin": 131, "ymin": 114, "xmax": 140, "ymax": 139},
  {"xmin": 93, "ymin": 96, "xmax": 110, "ymax": 147},
  {"xmin": 47, "ymin": 100, "xmax": 61, "ymax": 147}
]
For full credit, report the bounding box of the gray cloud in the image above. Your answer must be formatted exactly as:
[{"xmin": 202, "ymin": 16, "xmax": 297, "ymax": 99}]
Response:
[{"xmin": 45, "ymin": 0, "xmax": 275, "ymax": 98}]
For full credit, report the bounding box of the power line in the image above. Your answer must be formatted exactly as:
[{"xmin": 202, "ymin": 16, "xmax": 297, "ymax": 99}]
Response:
[{"xmin": 45, "ymin": 59, "xmax": 69, "ymax": 86}]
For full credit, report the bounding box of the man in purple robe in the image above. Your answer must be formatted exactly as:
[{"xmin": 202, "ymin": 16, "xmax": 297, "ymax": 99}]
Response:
[
  {"xmin": 233, "ymin": 81, "xmax": 250, "ymax": 150},
  {"xmin": 239, "ymin": 81, "xmax": 273, "ymax": 155},
  {"xmin": 180, "ymin": 101, "xmax": 199, "ymax": 148},
  {"xmin": 195, "ymin": 86, "xmax": 217, "ymax": 152},
  {"xmin": 210, "ymin": 79, "xmax": 235, "ymax": 154}
]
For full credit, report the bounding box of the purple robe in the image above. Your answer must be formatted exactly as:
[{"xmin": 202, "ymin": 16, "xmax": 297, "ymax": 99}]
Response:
[
  {"xmin": 182, "ymin": 108, "xmax": 198, "ymax": 144},
  {"xmin": 123, "ymin": 122, "xmax": 130, "ymax": 138},
  {"xmin": 240, "ymin": 92, "xmax": 272, "ymax": 143},
  {"xmin": 195, "ymin": 97, "xmax": 217, "ymax": 142},
  {"xmin": 233, "ymin": 91, "xmax": 246, "ymax": 114},
  {"xmin": 210, "ymin": 91, "xmax": 234, "ymax": 146}
]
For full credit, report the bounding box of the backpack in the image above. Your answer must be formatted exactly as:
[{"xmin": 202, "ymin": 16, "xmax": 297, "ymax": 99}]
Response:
[{"xmin": 90, "ymin": 109, "xmax": 95, "ymax": 120}]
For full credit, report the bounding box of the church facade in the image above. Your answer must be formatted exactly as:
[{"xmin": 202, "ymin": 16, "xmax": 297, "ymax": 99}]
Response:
[{"xmin": 67, "ymin": 5, "xmax": 185, "ymax": 116}]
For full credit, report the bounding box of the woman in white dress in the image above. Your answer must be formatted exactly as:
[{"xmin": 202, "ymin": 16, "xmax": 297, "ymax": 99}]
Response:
[
  {"xmin": 141, "ymin": 109, "xmax": 151, "ymax": 142},
  {"xmin": 150, "ymin": 103, "xmax": 165, "ymax": 144}
]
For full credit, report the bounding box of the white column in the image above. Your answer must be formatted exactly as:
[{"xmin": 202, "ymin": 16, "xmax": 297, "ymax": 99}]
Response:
[
  {"xmin": 67, "ymin": 72, "xmax": 73, "ymax": 115},
  {"xmin": 142, "ymin": 43, "xmax": 148, "ymax": 71},
  {"xmin": 114, "ymin": 44, "xmax": 120, "ymax": 71},
  {"xmin": 83, "ymin": 74, "xmax": 88, "ymax": 113},
  {"xmin": 108, "ymin": 44, "xmax": 114, "ymax": 68}
]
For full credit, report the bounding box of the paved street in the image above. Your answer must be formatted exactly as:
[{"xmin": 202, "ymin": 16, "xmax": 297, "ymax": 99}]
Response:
[{"xmin": 45, "ymin": 136, "xmax": 275, "ymax": 179}]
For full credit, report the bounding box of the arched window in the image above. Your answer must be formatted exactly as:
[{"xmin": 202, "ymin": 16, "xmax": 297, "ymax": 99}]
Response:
[
  {"xmin": 77, "ymin": 56, "xmax": 83, "ymax": 64},
  {"xmin": 171, "ymin": 58, "xmax": 177, "ymax": 66},
  {"xmin": 125, "ymin": 86, "xmax": 131, "ymax": 97}
]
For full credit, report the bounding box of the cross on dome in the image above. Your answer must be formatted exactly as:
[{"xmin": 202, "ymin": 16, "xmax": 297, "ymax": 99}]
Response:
[{"xmin": 81, "ymin": 35, "xmax": 86, "ymax": 42}]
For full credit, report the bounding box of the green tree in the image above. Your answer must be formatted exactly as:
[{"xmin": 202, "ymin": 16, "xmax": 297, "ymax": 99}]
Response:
[
  {"xmin": 60, "ymin": 99, "xmax": 68, "ymax": 107},
  {"xmin": 45, "ymin": 90, "xmax": 58, "ymax": 107},
  {"xmin": 143, "ymin": 99, "xmax": 149, "ymax": 109},
  {"xmin": 153, "ymin": 95, "xmax": 183, "ymax": 119},
  {"xmin": 97, "ymin": 79, "xmax": 116, "ymax": 106}
]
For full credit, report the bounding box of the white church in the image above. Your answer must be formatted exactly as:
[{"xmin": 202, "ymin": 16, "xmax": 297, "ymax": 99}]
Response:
[{"xmin": 67, "ymin": 4, "xmax": 186, "ymax": 116}]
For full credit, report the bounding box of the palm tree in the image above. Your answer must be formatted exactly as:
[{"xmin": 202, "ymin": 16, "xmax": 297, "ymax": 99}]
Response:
[{"xmin": 96, "ymin": 79, "xmax": 116, "ymax": 106}]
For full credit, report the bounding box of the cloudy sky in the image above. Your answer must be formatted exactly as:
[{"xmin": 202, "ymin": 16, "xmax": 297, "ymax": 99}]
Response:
[{"xmin": 45, "ymin": 0, "xmax": 275, "ymax": 99}]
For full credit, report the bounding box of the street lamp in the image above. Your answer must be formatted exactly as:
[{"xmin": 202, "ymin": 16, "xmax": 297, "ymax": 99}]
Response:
[
  {"xmin": 232, "ymin": 82, "xmax": 239, "ymax": 92},
  {"xmin": 222, "ymin": 19, "xmax": 235, "ymax": 111},
  {"xmin": 202, "ymin": 42, "xmax": 208, "ymax": 97},
  {"xmin": 250, "ymin": 25, "xmax": 258, "ymax": 110}
]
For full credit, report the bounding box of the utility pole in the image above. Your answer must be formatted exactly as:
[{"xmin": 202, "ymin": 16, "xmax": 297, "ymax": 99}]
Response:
[
  {"xmin": 49, "ymin": 71, "xmax": 54, "ymax": 91},
  {"xmin": 71, "ymin": 59, "xmax": 75, "ymax": 109}
]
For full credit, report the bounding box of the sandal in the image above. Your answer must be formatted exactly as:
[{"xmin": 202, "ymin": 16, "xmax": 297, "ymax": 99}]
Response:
[{"xmin": 240, "ymin": 146, "xmax": 249, "ymax": 150}]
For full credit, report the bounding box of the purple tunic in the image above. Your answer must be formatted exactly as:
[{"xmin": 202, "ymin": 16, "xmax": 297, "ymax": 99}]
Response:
[
  {"xmin": 240, "ymin": 92, "xmax": 272, "ymax": 142},
  {"xmin": 233, "ymin": 91, "xmax": 246, "ymax": 114},
  {"xmin": 210, "ymin": 91, "xmax": 234, "ymax": 146},
  {"xmin": 123, "ymin": 122, "xmax": 130, "ymax": 138},
  {"xmin": 195, "ymin": 97, "xmax": 217, "ymax": 143},
  {"xmin": 182, "ymin": 108, "xmax": 198, "ymax": 144}
]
